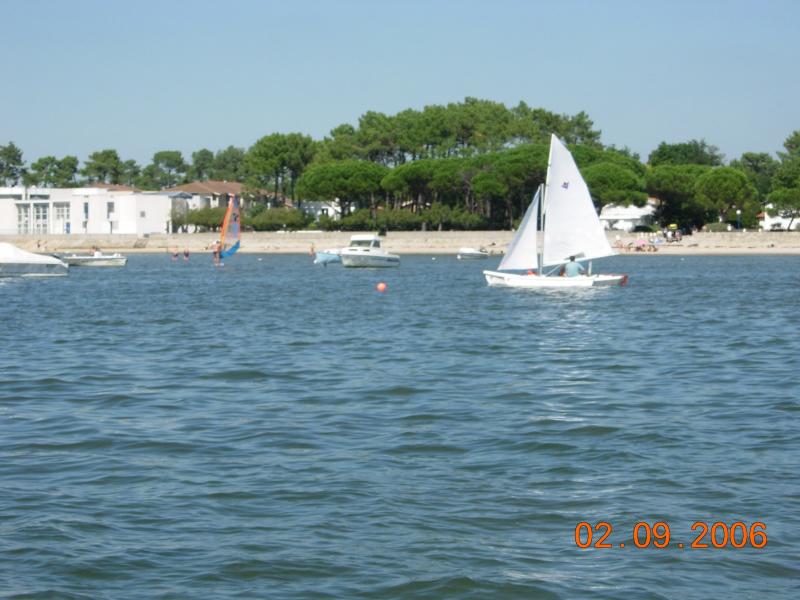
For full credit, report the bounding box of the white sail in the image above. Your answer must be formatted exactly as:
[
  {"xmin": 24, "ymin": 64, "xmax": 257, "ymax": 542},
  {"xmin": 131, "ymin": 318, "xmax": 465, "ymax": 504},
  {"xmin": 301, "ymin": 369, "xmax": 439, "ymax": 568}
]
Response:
[
  {"xmin": 498, "ymin": 187, "xmax": 539, "ymax": 271},
  {"xmin": 542, "ymin": 134, "xmax": 614, "ymax": 267}
]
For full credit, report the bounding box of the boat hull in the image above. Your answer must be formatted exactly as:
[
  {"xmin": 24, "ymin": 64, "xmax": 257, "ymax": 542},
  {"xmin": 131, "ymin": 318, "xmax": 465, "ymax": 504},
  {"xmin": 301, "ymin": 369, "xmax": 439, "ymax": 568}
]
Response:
[
  {"xmin": 340, "ymin": 252, "xmax": 400, "ymax": 268},
  {"xmin": 483, "ymin": 270, "xmax": 627, "ymax": 288},
  {"xmin": 61, "ymin": 254, "xmax": 128, "ymax": 267},
  {"xmin": 313, "ymin": 250, "xmax": 342, "ymax": 265},
  {"xmin": 457, "ymin": 247, "xmax": 489, "ymax": 260},
  {"xmin": 0, "ymin": 262, "xmax": 69, "ymax": 277}
]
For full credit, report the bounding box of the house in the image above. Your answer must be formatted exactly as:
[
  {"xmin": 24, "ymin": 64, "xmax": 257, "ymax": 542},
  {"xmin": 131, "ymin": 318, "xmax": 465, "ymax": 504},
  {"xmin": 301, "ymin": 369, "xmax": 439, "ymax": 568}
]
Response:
[
  {"xmin": 165, "ymin": 180, "xmax": 244, "ymax": 210},
  {"xmin": 599, "ymin": 198, "xmax": 657, "ymax": 231},
  {"xmin": 759, "ymin": 205, "xmax": 798, "ymax": 231},
  {"xmin": 0, "ymin": 185, "xmax": 187, "ymax": 235},
  {"xmin": 300, "ymin": 198, "xmax": 342, "ymax": 221}
]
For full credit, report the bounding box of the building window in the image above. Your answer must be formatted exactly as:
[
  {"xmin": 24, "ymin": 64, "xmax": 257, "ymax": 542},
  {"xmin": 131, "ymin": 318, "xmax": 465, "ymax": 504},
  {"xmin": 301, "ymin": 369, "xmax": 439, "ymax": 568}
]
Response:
[
  {"xmin": 54, "ymin": 202, "xmax": 71, "ymax": 234},
  {"xmin": 84, "ymin": 202, "xmax": 89, "ymax": 219},
  {"xmin": 140, "ymin": 211, "xmax": 146, "ymax": 218},
  {"xmin": 16, "ymin": 204, "xmax": 30, "ymax": 234},
  {"xmin": 33, "ymin": 203, "xmax": 49, "ymax": 234},
  {"xmin": 321, "ymin": 208, "xmax": 328, "ymax": 216},
  {"xmin": 107, "ymin": 202, "xmax": 115, "ymax": 219}
]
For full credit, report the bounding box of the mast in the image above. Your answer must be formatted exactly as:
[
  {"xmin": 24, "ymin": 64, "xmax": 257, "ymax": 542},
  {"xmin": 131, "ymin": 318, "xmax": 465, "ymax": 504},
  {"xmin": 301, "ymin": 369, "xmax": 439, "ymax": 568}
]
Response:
[{"xmin": 539, "ymin": 134, "xmax": 556, "ymax": 273}]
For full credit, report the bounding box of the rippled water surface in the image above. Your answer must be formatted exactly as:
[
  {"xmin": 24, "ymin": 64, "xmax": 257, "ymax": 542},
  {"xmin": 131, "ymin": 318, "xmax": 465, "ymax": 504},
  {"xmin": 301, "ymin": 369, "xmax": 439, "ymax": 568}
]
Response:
[{"xmin": 1, "ymin": 253, "xmax": 798, "ymax": 599}]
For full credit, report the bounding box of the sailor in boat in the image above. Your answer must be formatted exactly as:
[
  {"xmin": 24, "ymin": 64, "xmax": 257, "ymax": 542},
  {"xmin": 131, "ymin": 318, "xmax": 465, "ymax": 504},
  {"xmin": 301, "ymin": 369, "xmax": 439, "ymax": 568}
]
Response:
[{"xmin": 561, "ymin": 256, "xmax": 585, "ymax": 277}]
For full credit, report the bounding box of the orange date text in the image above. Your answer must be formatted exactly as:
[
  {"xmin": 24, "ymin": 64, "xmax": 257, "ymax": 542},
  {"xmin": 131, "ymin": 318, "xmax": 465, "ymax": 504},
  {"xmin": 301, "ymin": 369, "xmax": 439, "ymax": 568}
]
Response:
[{"xmin": 574, "ymin": 521, "xmax": 767, "ymax": 549}]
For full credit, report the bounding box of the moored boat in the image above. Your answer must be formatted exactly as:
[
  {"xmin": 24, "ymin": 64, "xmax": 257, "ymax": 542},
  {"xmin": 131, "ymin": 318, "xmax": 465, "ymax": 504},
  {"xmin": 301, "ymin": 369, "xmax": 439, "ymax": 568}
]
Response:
[
  {"xmin": 457, "ymin": 247, "xmax": 489, "ymax": 260},
  {"xmin": 60, "ymin": 251, "xmax": 127, "ymax": 267},
  {"xmin": 340, "ymin": 235, "xmax": 400, "ymax": 268}
]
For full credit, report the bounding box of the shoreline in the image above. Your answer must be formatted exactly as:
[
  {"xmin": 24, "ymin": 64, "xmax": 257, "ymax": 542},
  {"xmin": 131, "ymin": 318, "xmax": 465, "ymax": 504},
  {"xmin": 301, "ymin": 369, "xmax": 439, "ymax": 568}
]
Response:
[{"xmin": 3, "ymin": 231, "xmax": 800, "ymax": 256}]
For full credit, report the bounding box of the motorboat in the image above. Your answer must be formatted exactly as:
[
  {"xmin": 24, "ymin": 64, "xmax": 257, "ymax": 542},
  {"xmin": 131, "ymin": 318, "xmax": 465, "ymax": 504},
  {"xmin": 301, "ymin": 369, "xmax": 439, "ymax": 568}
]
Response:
[
  {"xmin": 0, "ymin": 242, "xmax": 69, "ymax": 277},
  {"xmin": 60, "ymin": 250, "xmax": 128, "ymax": 267},
  {"xmin": 313, "ymin": 248, "xmax": 342, "ymax": 265},
  {"xmin": 339, "ymin": 235, "xmax": 400, "ymax": 268},
  {"xmin": 457, "ymin": 247, "xmax": 489, "ymax": 260}
]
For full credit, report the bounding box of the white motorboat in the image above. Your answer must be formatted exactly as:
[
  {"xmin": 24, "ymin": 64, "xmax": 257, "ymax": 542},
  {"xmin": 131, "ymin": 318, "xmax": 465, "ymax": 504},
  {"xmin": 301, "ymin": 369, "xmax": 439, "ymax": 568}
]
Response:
[
  {"xmin": 60, "ymin": 251, "xmax": 128, "ymax": 267},
  {"xmin": 339, "ymin": 235, "xmax": 400, "ymax": 268},
  {"xmin": 483, "ymin": 134, "xmax": 627, "ymax": 289},
  {"xmin": 0, "ymin": 242, "xmax": 69, "ymax": 277},
  {"xmin": 457, "ymin": 247, "xmax": 489, "ymax": 260}
]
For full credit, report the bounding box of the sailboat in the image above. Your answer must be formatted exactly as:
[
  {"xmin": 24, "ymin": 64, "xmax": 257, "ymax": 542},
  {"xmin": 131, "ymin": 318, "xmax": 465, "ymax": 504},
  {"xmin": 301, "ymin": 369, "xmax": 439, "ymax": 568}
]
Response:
[
  {"xmin": 219, "ymin": 194, "xmax": 241, "ymax": 259},
  {"xmin": 483, "ymin": 134, "xmax": 628, "ymax": 288}
]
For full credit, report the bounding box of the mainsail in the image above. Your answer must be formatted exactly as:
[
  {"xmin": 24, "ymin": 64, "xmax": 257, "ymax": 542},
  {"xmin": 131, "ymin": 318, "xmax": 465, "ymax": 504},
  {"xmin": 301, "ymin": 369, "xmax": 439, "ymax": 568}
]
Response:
[
  {"xmin": 542, "ymin": 134, "xmax": 614, "ymax": 267},
  {"xmin": 219, "ymin": 195, "xmax": 241, "ymax": 258}
]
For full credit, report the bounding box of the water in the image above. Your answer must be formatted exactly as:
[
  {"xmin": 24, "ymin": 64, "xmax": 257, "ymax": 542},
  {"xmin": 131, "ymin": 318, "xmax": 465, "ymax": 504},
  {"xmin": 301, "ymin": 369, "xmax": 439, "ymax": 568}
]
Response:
[{"xmin": 1, "ymin": 253, "xmax": 798, "ymax": 599}]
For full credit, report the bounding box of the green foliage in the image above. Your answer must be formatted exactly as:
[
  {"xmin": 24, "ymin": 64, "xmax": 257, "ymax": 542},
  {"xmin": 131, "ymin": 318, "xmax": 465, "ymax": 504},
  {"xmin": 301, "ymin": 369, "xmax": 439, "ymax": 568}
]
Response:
[
  {"xmin": 420, "ymin": 202, "xmax": 487, "ymax": 230},
  {"xmin": 82, "ymin": 149, "xmax": 123, "ymax": 184},
  {"xmin": 213, "ymin": 146, "xmax": 247, "ymax": 181},
  {"xmin": 694, "ymin": 167, "xmax": 758, "ymax": 226},
  {"xmin": 317, "ymin": 214, "xmax": 338, "ymax": 231},
  {"xmin": 246, "ymin": 133, "xmax": 316, "ymax": 202},
  {"xmin": 189, "ymin": 149, "xmax": 215, "ymax": 181},
  {"xmin": 766, "ymin": 187, "xmax": 800, "ymax": 230},
  {"xmin": 729, "ymin": 152, "xmax": 778, "ymax": 201},
  {"xmin": 705, "ymin": 222, "xmax": 732, "ymax": 232},
  {"xmin": 186, "ymin": 207, "xmax": 226, "ymax": 230},
  {"xmin": 772, "ymin": 157, "xmax": 800, "ymax": 190},
  {"xmin": 339, "ymin": 209, "xmax": 376, "ymax": 230},
  {"xmin": 0, "ymin": 141, "xmax": 25, "ymax": 185},
  {"xmin": 646, "ymin": 164, "xmax": 711, "ymax": 227},
  {"xmin": 376, "ymin": 208, "xmax": 422, "ymax": 231},
  {"xmin": 778, "ymin": 130, "xmax": 800, "ymax": 161},
  {"xmin": 246, "ymin": 208, "xmax": 310, "ymax": 231},
  {"xmin": 152, "ymin": 150, "xmax": 187, "ymax": 188},
  {"xmin": 582, "ymin": 162, "xmax": 647, "ymax": 208},
  {"xmin": 298, "ymin": 159, "xmax": 388, "ymax": 214},
  {"xmin": 648, "ymin": 139, "xmax": 724, "ymax": 167}
]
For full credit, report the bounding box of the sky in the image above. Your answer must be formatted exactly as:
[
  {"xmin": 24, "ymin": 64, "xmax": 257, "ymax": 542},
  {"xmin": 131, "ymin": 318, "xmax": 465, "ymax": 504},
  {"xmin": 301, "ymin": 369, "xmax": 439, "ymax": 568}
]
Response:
[{"xmin": 2, "ymin": 0, "xmax": 799, "ymax": 167}]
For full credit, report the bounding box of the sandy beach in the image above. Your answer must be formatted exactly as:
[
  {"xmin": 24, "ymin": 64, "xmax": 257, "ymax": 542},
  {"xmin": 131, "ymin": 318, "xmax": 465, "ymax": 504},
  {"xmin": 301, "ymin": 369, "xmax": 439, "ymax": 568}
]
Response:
[{"xmin": 3, "ymin": 230, "xmax": 800, "ymax": 256}]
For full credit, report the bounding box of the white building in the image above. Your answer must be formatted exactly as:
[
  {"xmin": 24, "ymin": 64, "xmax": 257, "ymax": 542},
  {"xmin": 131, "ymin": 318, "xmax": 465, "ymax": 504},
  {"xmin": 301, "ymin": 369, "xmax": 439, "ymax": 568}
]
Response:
[
  {"xmin": 300, "ymin": 198, "xmax": 342, "ymax": 221},
  {"xmin": 759, "ymin": 205, "xmax": 798, "ymax": 231},
  {"xmin": 0, "ymin": 186, "xmax": 186, "ymax": 235},
  {"xmin": 599, "ymin": 199, "xmax": 657, "ymax": 231}
]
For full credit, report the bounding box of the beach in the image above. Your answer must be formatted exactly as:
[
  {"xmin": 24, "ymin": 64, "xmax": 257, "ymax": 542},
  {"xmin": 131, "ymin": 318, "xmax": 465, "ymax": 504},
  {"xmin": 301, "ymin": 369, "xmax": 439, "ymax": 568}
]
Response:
[{"xmin": 3, "ymin": 230, "xmax": 800, "ymax": 256}]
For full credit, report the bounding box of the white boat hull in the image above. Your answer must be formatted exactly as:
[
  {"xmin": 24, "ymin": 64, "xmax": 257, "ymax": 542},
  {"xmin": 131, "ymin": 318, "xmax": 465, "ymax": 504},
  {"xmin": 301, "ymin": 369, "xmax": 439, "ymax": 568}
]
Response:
[
  {"xmin": 340, "ymin": 252, "xmax": 400, "ymax": 268},
  {"xmin": 313, "ymin": 250, "xmax": 342, "ymax": 265},
  {"xmin": 0, "ymin": 262, "xmax": 69, "ymax": 277},
  {"xmin": 457, "ymin": 247, "xmax": 489, "ymax": 260},
  {"xmin": 0, "ymin": 243, "xmax": 69, "ymax": 277},
  {"xmin": 483, "ymin": 270, "xmax": 627, "ymax": 288},
  {"xmin": 61, "ymin": 254, "xmax": 128, "ymax": 267}
]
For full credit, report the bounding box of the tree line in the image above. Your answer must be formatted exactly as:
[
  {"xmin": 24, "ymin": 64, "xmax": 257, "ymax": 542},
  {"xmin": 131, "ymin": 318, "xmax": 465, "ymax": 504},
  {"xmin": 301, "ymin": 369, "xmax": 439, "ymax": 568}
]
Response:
[{"xmin": 2, "ymin": 97, "xmax": 799, "ymax": 230}]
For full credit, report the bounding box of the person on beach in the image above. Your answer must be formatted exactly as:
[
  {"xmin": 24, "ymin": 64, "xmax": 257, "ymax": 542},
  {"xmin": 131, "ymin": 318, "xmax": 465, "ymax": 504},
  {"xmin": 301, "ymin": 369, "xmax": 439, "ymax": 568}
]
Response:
[
  {"xmin": 183, "ymin": 248, "xmax": 189, "ymax": 261},
  {"xmin": 562, "ymin": 256, "xmax": 585, "ymax": 277},
  {"xmin": 171, "ymin": 247, "xmax": 179, "ymax": 260}
]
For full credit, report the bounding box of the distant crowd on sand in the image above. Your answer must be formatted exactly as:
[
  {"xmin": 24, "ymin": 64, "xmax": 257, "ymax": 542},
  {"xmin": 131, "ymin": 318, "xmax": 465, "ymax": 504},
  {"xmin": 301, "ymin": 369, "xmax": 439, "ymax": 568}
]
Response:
[{"xmin": 614, "ymin": 227, "xmax": 690, "ymax": 253}]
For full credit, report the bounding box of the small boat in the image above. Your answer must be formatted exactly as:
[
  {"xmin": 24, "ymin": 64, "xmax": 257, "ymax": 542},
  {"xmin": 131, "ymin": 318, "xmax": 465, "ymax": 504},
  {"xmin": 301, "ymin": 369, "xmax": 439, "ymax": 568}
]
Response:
[
  {"xmin": 483, "ymin": 134, "xmax": 627, "ymax": 289},
  {"xmin": 0, "ymin": 242, "xmax": 69, "ymax": 277},
  {"xmin": 60, "ymin": 251, "xmax": 128, "ymax": 267},
  {"xmin": 313, "ymin": 248, "xmax": 342, "ymax": 265},
  {"xmin": 457, "ymin": 247, "xmax": 489, "ymax": 260},
  {"xmin": 340, "ymin": 235, "xmax": 400, "ymax": 268}
]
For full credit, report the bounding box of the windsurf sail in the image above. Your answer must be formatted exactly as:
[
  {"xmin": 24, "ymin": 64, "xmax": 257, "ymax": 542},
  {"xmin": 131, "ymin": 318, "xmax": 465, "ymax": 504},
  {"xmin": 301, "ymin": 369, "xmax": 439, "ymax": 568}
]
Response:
[{"xmin": 219, "ymin": 194, "xmax": 241, "ymax": 258}]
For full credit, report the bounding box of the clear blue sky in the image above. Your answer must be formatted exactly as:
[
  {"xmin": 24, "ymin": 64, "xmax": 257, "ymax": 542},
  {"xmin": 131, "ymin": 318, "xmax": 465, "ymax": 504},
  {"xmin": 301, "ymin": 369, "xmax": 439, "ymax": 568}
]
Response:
[{"xmin": 3, "ymin": 0, "xmax": 798, "ymax": 166}]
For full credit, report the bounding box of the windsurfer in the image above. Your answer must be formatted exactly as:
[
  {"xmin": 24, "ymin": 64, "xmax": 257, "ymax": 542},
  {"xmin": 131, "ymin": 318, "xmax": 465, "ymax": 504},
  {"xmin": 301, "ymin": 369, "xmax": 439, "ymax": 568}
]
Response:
[{"xmin": 212, "ymin": 240, "xmax": 222, "ymax": 265}]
